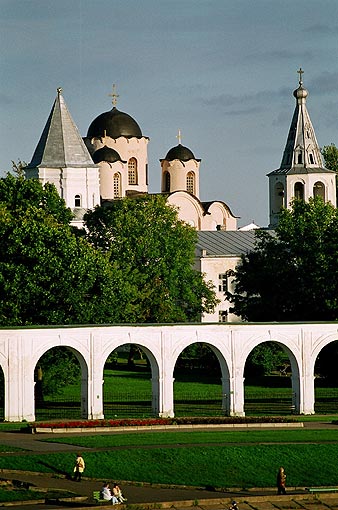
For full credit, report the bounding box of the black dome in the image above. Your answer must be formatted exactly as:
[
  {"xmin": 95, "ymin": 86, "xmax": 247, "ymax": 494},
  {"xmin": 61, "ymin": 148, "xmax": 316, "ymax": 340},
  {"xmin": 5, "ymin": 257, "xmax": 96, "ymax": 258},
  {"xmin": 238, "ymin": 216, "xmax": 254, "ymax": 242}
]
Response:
[
  {"xmin": 165, "ymin": 144, "xmax": 196, "ymax": 161},
  {"xmin": 92, "ymin": 146, "xmax": 124, "ymax": 164},
  {"xmin": 87, "ymin": 107, "xmax": 142, "ymax": 139}
]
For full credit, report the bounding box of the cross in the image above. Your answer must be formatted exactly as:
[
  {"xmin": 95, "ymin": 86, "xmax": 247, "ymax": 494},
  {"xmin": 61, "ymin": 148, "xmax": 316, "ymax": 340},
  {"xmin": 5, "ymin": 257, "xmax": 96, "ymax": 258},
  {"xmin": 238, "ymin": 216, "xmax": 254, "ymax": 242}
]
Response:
[
  {"xmin": 176, "ymin": 129, "xmax": 182, "ymax": 145},
  {"xmin": 109, "ymin": 84, "xmax": 119, "ymax": 107},
  {"xmin": 57, "ymin": 87, "xmax": 63, "ymax": 95},
  {"xmin": 297, "ymin": 67, "xmax": 304, "ymax": 85}
]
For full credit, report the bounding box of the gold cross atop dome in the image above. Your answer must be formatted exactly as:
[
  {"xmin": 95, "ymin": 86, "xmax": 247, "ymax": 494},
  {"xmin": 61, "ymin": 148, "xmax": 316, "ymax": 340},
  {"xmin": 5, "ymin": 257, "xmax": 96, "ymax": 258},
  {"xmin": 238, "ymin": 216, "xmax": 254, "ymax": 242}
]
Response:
[
  {"xmin": 109, "ymin": 84, "xmax": 119, "ymax": 107},
  {"xmin": 297, "ymin": 67, "xmax": 304, "ymax": 86},
  {"xmin": 176, "ymin": 129, "xmax": 182, "ymax": 145}
]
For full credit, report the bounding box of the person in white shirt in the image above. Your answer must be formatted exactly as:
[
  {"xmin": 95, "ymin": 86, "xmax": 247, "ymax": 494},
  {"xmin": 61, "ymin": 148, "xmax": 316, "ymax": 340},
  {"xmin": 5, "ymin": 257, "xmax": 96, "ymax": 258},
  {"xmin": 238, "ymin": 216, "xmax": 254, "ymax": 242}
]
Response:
[{"xmin": 100, "ymin": 482, "xmax": 119, "ymax": 504}]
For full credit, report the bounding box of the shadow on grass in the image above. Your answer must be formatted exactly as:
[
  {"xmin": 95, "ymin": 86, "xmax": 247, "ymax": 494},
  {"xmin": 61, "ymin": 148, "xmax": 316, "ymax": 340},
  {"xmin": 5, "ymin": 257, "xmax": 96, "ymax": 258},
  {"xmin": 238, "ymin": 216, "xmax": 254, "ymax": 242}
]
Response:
[{"xmin": 38, "ymin": 460, "xmax": 73, "ymax": 480}]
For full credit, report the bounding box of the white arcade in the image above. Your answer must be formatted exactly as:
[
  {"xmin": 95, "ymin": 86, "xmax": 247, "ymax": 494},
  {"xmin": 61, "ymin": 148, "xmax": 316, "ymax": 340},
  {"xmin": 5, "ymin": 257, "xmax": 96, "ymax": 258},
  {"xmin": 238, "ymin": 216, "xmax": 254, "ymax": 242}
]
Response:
[{"xmin": 1, "ymin": 322, "xmax": 337, "ymax": 422}]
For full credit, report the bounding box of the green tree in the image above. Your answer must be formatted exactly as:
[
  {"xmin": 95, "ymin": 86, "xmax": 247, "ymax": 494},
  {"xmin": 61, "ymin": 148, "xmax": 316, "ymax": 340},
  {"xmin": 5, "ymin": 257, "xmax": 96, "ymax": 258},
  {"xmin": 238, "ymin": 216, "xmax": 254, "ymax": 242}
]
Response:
[
  {"xmin": 245, "ymin": 342, "xmax": 287, "ymax": 377},
  {"xmin": 35, "ymin": 348, "xmax": 80, "ymax": 398},
  {"xmin": 322, "ymin": 143, "xmax": 338, "ymax": 172},
  {"xmin": 84, "ymin": 195, "xmax": 218, "ymax": 323},
  {"xmin": 226, "ymin": 197, "xmax": 338, "ymax": 322},
  {"xmin": 0, "ymin": 174, "xmax": 128, "ymax": 326},
  {"xmin": 11, "ymin": 159, "xmax": 27, "ymax": 178}
]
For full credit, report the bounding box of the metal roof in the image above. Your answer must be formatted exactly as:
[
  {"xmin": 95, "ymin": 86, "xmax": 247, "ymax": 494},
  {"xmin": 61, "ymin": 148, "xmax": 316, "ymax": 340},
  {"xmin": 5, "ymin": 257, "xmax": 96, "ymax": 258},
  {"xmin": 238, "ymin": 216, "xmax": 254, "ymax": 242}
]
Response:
[
  {"xmin": 196, "ymin": 230, "xmax": 260, "ymax": 257},
  {"xmin": 270, "ymin": 73, "xmax": 333, "ymax": 176},
  {"xmin": 26, "ymin": 88, "xmax": 96, "ymax": 169}
]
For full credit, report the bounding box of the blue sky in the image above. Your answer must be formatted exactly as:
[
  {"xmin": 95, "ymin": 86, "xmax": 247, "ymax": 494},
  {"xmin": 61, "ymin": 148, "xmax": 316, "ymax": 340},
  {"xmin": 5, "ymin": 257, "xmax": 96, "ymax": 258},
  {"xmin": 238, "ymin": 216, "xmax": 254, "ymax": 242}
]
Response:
[{"xmin": 1, "ymin": 0, "xmax": 338, "ymax": 227}]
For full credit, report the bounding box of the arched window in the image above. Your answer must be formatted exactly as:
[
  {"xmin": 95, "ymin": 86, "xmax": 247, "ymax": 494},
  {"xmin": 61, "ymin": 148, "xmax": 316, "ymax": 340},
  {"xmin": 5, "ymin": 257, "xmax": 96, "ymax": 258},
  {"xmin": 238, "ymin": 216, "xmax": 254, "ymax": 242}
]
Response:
[
  {"xmin": 297, "ymin": 152, "xmax": 303, "ymax": 164},
  {"xmin": 128, "ymin": 158, "xmax": 138, "ymax": 185},
  {"xmin": 313, "ymin": 181, "xmax": 325, "ymax": 201},
  {"xmin": 275, "ymin": 182, "xmax": 284, "ymax": 212},
  {"xmin": 294, "ymin": 182, "xmax": 304, "ymax": 201},
  {"xmin": 164, "ymin": 171, "xmax": 170, "ymax": 192},
  {"xmin": 113, "ymin": 173, "xmax": 121, "ymax": 198},
  {"xmin": 186, "ymin": 171, "xmax": 195, "ymax": 194},
  {"xmin": 309, "ymin": 153, "xmax": 314, "ymax": 164},
  {"xmin": 74, "ymin": 194, "xmax": 81, "ymax": 207}
]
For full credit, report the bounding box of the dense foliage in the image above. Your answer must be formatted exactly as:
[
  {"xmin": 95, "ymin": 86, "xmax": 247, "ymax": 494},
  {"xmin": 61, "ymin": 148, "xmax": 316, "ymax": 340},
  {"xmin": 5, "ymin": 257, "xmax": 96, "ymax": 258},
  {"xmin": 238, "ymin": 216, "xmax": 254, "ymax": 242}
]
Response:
[
  {"xmin": 245, "ymin": 342, "xmax": 287, "ymax": 377},
  {"xmin": 227, "ymin": 197, "xmax": 338, "ymax": 322},
  {"xmin": 0, "ymin": 176, "xmax": 217, "ymax": 326},
  {"xmin": 0, "ymin": 175, "xmax": 125, "ymax": 326},
  {"xmin": 322, "ymin": 143, "xmax": 338, "ymax": 173},
  {"xmin": 84, "ymin": 195, "xmax": 218, "ymax": 322}
]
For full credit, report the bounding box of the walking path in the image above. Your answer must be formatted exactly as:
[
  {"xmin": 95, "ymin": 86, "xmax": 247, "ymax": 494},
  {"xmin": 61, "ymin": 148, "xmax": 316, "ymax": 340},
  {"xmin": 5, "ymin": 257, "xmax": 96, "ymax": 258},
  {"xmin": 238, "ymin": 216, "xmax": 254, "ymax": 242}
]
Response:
[{"xmin": 0, "ymin": 421, "xmax": 338, "ymax": 510}]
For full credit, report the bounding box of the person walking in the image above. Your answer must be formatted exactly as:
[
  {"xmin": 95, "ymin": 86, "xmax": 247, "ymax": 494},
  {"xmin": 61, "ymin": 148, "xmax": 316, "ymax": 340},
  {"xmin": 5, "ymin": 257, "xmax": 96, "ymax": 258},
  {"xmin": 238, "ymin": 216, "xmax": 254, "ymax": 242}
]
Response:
[
  {"xmin": 73, "ymin": 453, "xmax": 85, "ymax": 482},
  {"xmin": 277, "ymin": 466, "xmax": 286, "ymax": 494}
]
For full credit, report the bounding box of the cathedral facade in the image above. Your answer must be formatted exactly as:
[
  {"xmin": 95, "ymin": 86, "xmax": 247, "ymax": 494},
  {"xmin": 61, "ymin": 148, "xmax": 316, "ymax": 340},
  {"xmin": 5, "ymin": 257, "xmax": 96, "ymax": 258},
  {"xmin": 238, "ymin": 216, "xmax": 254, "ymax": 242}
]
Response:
[{"xmin": 25, "ymin": 86, "xmax": 237, "ymax": 231}]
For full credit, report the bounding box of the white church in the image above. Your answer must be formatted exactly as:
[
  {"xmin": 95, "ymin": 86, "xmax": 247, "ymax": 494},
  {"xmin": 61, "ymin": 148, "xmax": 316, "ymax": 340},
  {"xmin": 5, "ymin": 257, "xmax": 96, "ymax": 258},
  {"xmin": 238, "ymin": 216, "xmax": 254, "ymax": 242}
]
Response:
[{"xmin": 24, "ymin": 70, "xmax": 336, "ymax": 322}]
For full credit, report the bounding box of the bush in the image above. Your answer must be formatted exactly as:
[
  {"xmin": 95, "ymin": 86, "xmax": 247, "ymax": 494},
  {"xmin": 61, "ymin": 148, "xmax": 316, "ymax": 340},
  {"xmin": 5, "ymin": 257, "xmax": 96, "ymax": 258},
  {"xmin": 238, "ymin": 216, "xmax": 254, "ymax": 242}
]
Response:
[{"xmin": 25, "ymin": 415, "xmax": 296, "ymax": 431}]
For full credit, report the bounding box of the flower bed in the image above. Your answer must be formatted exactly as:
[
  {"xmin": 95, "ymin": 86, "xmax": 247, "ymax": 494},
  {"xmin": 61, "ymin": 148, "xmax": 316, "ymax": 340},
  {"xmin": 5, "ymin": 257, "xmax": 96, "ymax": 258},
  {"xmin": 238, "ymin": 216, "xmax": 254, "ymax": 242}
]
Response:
[{"xmin": 24, "ymin": 415, "xmax": 298, "ymax": 433}]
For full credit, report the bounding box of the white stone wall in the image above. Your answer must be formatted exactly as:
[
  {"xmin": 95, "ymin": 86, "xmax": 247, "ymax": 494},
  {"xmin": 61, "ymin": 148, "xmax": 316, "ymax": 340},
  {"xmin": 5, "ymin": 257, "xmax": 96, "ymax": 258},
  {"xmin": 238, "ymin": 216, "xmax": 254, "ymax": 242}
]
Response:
[
  {"xmin": 195, "ymin": 255, "xmax": 241, "ymax": 322},
  {"xmin": 0, "ymin": 322, "xmax": 337, "ymax": 422}
]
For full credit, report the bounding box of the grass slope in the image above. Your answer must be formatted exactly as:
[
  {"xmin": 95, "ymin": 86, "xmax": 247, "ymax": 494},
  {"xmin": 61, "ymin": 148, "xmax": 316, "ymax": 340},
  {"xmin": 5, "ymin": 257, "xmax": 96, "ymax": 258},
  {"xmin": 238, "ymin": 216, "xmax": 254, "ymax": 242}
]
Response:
[
  {"xmin": 0, "ymin": 445, "xmax": 336, "ymax": 488},
  {"xmin": 41, "ymin": 429, "xmax": 338, "ymax": 448}
]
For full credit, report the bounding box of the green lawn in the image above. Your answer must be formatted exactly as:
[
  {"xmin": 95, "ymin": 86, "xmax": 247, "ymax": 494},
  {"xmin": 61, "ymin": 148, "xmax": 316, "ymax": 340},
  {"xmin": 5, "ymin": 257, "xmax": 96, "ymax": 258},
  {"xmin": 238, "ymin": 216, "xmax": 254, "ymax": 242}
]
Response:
[
  {"xmin": 0, "ymin": 428, "xmax": 338, "ymax": 489},
  {"xmin": 0, "ymin": 444, "xmax": 24, "ymax": 452},
  {"xmin": 44, "ymin": 366, "xmax": 338, "ymax": 403},
  {"xmin": 0, "ymin": 441, "xmax": 338, "ymax": 488},
  {"xmin": 41, "ymin": 428, "xmax": 338, "ymax": 448}
]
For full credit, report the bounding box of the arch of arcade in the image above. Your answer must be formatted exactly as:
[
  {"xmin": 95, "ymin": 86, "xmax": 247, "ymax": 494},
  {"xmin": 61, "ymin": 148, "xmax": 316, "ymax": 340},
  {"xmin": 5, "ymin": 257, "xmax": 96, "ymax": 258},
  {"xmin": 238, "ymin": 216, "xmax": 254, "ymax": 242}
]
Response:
[{"xmin": 1, "ymin": 322, "xmax": 336, "ymax": 422}]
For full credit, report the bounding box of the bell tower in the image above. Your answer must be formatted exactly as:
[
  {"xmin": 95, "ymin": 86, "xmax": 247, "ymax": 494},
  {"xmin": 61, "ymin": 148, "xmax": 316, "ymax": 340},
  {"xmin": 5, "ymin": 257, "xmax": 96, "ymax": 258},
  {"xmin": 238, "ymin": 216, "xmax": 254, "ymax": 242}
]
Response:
[{"xmin": 268, "ymin": 69, "xmax": 336, "ymax": 227}]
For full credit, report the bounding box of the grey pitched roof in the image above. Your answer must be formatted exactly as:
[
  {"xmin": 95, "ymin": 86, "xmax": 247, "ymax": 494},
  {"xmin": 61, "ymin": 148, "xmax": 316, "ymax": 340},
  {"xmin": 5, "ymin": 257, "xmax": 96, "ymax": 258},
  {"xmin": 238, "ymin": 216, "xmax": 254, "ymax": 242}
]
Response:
[
  {"xmin": 268, "ymin": 77, "xmax": 334, "ymax": 177},
  {"xmin": 196, "ymin": 230, "xmax": 259, "ymax": 257},
  {"xmin": 26, "ymin": 88, "xmax": 96, "ymax": 169}
]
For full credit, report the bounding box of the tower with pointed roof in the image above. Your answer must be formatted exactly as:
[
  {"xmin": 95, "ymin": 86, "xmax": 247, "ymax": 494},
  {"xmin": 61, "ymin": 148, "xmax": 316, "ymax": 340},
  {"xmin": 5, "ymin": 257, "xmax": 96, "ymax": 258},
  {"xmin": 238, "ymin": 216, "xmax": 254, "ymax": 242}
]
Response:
[
  {"xmin": 268, "ymin": 69, "xmax": 336, "ymax": 226},
  {"xmin": 25, "ymin": 88, "xmax": 100, "ymax": 225}
]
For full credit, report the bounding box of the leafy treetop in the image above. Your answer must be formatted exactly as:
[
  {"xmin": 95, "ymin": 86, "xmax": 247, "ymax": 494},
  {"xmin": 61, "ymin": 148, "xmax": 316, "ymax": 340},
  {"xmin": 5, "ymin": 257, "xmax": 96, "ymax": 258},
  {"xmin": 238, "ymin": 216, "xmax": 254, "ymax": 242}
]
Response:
[
  {"xmin": 226, "ymin": 197, "xmax": 338, "ymax": 322},
  {"xmin": 84, "ymin": 195, "xmax": 218, "ymax": 323}
]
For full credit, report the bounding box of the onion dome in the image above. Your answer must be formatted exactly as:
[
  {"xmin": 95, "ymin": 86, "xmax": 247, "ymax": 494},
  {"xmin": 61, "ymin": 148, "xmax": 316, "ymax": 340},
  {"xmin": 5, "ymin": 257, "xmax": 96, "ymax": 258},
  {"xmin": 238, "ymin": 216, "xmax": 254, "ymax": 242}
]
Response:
[
  {"xmin": 293, "ymin": 85, "xmax": 308, "ymax": 101},
  {"xmin": 164, "ymin": 144, "xmax": 197, "ymax": 162},
  {"xmin": 87, "ymin": 107, "xmax": 142, "ymax": 139},
  {"xmin": 92, "ymin": 146, "xmax": 126, "ymax": 164},
  {"xmin": 293, "ymin": 67, "xmax": 308, "ymax": 103}
]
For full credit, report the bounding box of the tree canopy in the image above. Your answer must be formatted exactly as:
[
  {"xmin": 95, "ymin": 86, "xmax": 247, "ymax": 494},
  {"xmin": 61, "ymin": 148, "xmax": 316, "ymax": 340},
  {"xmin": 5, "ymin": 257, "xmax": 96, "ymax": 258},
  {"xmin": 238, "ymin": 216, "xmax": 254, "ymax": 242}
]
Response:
[
  {"xmin": 226, "ymin": 197, "xmax": 338, "ymax": 322},
  {"xmin": 322, "ymin": 143, "xmax": 338, "ymax": 173},
  {"xmin": 0, "ymin": 174, "xmax": 127, "ymax": 326},
  {"xmin": 0, "ymin": 176, "xmax": 217, "ymax": 325},
  {"xmin": 84, "ymin": 195, "xmax": 218, "ymax": 322}
]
